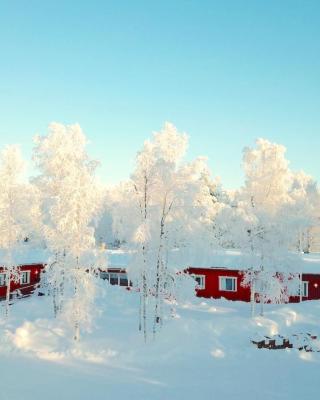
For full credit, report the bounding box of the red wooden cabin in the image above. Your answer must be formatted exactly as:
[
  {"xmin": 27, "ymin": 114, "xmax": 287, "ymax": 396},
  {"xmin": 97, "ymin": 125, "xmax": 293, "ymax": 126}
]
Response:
[
  {"xmin": 186, "ymin": 266, "xmax": 320, "ymax": 303},
  {"xmin": 0, "ymin": 263, "xmax": 44, "ymax": 299},
  {"xmin": 187, "ymin": 267, "xmax": 250, "ymax": 302},
  {"xmin": 104, "ymin": 249, "xmax": 320, "ymax": 303}
]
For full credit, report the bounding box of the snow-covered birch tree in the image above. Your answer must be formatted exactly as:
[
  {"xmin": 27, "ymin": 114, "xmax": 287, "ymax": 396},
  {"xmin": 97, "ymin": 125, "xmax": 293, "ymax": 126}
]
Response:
[
  {"xmin": 114, "ymin": 123, "xmax": 220, "ymax": 339},
  {"xmin": 218, "ymin": 139, "xmax": 299, "ymax": 315},
  {"xmin": 33, "ymin": 122, "xmax": 105, "ymax": 340},
  {"xmin": 286, "ymin": 171, "xmax": 320, "ymax": 253},
  {"xmin": 0, "ymin": 145, "xmax": 33, "ymax": 317}
]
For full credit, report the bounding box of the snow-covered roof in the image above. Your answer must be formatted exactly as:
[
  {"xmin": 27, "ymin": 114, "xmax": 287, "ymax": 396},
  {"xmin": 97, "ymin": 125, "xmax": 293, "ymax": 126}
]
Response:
[
  {"xmin": 181, "ymin": 250, "xmax": 320, "ymax": 273},
  {"xmin": 2, "ymin": 246, "xmax": 320, "ymax": 274},
  {"xmin": 0, "ymin": 246, "xmax": 49, "ymax": 266},
  {"xmin": 106, "ymin": 249, "xmax": 131, "ymax": 268},
  {"xmin": 176, "ymin": 249, "xmax": 250, "ymax": 271},
  {"xmin": 107, "ymin": 248, "xmax": 320, "ymax": 274},
  {"xmin": 300, "ymin": 253, "xmax": 320, "ymax": 274}
]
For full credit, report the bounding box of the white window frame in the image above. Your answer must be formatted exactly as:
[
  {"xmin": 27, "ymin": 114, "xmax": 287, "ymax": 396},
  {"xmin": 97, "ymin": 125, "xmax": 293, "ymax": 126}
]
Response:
[
  {"xmin": 0, "ymin": 273, "xmax": 7, "ymax": 287},
  {"xmin": 101, "ymin": 271, "xmax": 129, "ymax": 286},
  {"xmin": 302, "ymin": 281, "xmax": 308, "ymax": 297},
  {"xmin": 20, "ymin": 271, "xmax": 31, "ymax": 285},
  {"xmin": 219, "ymin": 276, "xmax": 237, "ymax": 292},
  {"xmin": 191, "ymin": 274, "xmax": 206, "ymax": 290}
]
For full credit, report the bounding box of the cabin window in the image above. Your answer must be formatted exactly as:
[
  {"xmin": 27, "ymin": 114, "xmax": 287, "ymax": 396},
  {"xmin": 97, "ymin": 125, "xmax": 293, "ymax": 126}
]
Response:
[
  {"xmin": 0, "ymin": 273, "xmax": 7, "ymax": 286},
  {"xmin": 119, "ymin": 274, "xmax": 129, "ymax": 286},
  {"xmin": 100, "ymin": 271, "xmax": 109, "ymax": 280},
  {"xmin": 109, "ymin": 273, "xmax": 119, "ymax": 285},
  {"xmin": 191, "ymin": 274, "xmax": 205, "ymax": 290},
  {"xmin": 302, "ymin": 281, "xmax": 308, "ymax": 297},
  {"xmin": 100, "ymin": 271, "xmax": 129, "ymax": 286},
  {"xmin": 219, "ymin": 276, "xmax": 237, "ymax": 292},
  {"xmin": 20, "ymin": 271, "xmax": 31, "ymax": 285}
]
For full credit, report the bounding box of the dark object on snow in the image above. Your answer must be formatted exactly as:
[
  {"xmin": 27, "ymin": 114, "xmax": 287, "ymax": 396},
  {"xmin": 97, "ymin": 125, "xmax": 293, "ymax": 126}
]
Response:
[{"xmin": 251, "ymin": 333, "xmax": 319, "ymax": 352}]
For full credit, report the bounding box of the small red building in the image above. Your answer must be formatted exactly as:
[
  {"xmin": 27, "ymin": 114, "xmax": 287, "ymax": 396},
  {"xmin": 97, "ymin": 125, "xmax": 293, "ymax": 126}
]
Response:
[
  {"xmin": 187, "ymin": 267, "xmax": 251, "ymax": 302},
  {"xmin": 186, "ymin": 266, "xmax": 320, "ymax": 303},
  {"xmin": 105, "ymin": 250, "xmax": 320, "ymax": 303},
  {"xmin": 0, "ymin": 263, "xmax": 44, "ymax": 299}
]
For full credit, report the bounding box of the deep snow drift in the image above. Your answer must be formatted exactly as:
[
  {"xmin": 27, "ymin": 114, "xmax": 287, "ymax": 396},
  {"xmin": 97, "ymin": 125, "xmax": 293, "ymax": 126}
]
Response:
[{"xmin": 1, "ymin": 281, "xmax": 320, "ymax": 400}]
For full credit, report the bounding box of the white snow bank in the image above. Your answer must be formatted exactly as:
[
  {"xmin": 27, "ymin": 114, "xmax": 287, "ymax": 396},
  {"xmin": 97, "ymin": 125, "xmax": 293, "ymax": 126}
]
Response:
[{"xmin": 1, "ymin": 284, "xmax": 320, "ymax": 400}]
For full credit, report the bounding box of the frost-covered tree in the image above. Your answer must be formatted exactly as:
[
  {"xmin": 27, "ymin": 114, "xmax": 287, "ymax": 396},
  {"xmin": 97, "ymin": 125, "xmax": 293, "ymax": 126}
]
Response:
[
  {"xmin": 213, "ymin": 138, "xmax": 320, "ymax": 316},
  {"xmin": 217, "ymin": 139, "xmax": 301, "ymax": 315},
  {"xmin": 241, "ymin": 138, "xmax": 292, "ymax": 214},
  {"xmin": 0, "ymin": 145, "xmax": 40, "ymax": 316},
  {"xmin": 240, "ymin": 139, "xmax": 292, "ymax": 314},
  {"xmin": 286, "ymin": 171, "xmax": 320, "ymax": 253},
  {"xmin": 114, "ymin": 123, "xmax": 219, "ymax": 339},
  {"xmin": 33, "ymin": 123, "xmax": 105, "ymax": 340},
  {"xmin": 94, "ymin": 186, "xmax": 126, "ymax": 248}
]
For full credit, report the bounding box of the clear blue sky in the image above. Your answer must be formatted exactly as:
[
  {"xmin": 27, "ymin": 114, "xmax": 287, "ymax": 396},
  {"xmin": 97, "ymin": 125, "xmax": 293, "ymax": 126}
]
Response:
[{"xmin": 0, "ymin": 0, "xmax": 319, "ymax": 188}]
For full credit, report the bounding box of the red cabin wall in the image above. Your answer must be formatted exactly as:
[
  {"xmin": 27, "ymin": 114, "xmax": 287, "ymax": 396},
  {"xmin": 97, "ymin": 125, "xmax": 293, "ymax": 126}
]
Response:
[
  {"xmin": 302, "ymin": 273, "xmax": 320, "ymax": 300},
  {"xmin": 188, "ymin": 267, "xmax": 251, "ymax": 302},
  {"xmin": 188, "ymin": 268, "xmax": 320, "ymax": 303},
  {"xmin": 0, "ymin": 263, "xmax": 44, "ymax": 299}
]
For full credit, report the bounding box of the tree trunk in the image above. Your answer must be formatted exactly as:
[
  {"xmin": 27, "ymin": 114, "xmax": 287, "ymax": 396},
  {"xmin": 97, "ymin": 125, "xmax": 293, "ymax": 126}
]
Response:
[
  {"xmin": 59, "ymin": 267, "xmax": 65, "ymax": 314},
  {"xmin": 5, "ymin": 270, "xmax": 11, "ymax": 318},
  {"xmin": 51, "ymin": 255, "xmax": 60, "ymax": 317},
  {"xmin": 138, "ymin": 288, "xmax": 142, "ymax": 333},
  {"xmin": 153, "ymin": 197, "xmax": 173, "ymax": 337},
  {"xmin": 250, "ymin": 274, "xmax": 255, "ymax": 318},
  {"xmin": 142, "ymin": 270, "xmax": 147, "ymax": 342},
  {"xmin": 135, "ymin": 176, "xmax": 149, "ymax": 342},
  {"xmin": 153, "ymin": 223, "xmax": 165, "ymax": 336},
  {"xmin": 259, "ymin": 258, "xmax": 264, "ymax": 316},
  {"xmin": 260, "ymin": 279, "xmax": 264, "ymax": 317},
  {"xmin": 53, "ymin": 283, "xmax": 58, "ymax": 317},
  {"xmin": 139, "ymin": 260, "xmax": 148, "ymax": 343},
  {"xmin": 73, "ymin": 257, "xmax": 80, "ymax": 341}
]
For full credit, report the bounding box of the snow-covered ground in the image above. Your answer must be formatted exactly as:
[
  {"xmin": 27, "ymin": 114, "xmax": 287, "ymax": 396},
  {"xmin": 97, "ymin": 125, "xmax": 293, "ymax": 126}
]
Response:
[{"xmin": 1, "ymin": 282, "xmax": 320, "ymax": 400}]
